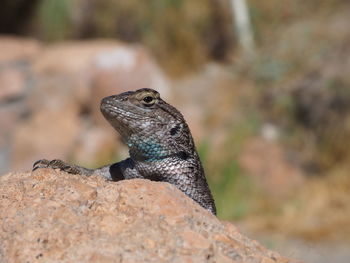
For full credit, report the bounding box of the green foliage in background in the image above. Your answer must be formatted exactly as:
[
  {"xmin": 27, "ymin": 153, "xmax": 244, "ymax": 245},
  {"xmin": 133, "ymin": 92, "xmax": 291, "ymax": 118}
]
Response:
[
  {"xmin": 35, "ymin": 0, "xmax": 232, "ymax": 74},
  {"xmin": 38, "ymin": 0, "xmax": 71, "ymax": 41},
  {"xmin": 200, "ymin": 112, "xmax": 261, "ymax": 219}
]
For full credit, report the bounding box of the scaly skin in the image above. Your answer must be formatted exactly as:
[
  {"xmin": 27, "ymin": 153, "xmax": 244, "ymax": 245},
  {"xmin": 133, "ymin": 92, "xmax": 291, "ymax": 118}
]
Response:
[{"xmin": 33, "ymin": 89, "xmax": 216, "ymax": 214}]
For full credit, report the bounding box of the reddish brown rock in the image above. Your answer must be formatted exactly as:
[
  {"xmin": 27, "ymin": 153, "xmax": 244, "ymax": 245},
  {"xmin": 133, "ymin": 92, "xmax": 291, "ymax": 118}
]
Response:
[
  {"xmin": 239, "ymin": 137, "xmax": 304, "ymax": 196},
  {"xmin": 72, "ymin": 126, "xmax": 120, "ymax": 167},
  {"xmin": 0, "ymin": 67, "xmax": 26, "ymax": 101},
  {"xmin": 11, "ymin": 109, "xmax": 81, "ymax": 171},
  {"xmin": 9, "ymin": 39, "xmax": 169, "ymax": 172},
  {"xmin": 0, "ymin": 37, "xmax": 41, "ymax": 63},
  {"xmin": 0, "ymin": 169, "xmax": 300, "ymax": 263},
  {"xmin": 32, "ymin": 40, "xmax": 122, "ymax": 74},
  {"xmin": 32, "ymin": 41, "xmax": 169, "ymax": 103},
  {"xmin": 89, "ymin": 43, "xmax": 170, "ymax": 123}
]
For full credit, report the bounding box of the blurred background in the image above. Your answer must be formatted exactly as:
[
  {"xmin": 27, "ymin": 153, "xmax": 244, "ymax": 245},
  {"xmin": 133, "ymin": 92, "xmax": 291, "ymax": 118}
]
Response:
[{"xmin": 0, "ymin": 0, "xmax": 349, "ymax": 262}]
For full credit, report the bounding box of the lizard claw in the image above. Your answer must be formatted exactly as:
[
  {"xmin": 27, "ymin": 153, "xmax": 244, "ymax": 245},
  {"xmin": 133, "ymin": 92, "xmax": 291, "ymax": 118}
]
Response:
[
  {"xmin": 32, "ymin": 159, "xmax": 83, "ymax": 175},
  {"xmin": 32, "ymin": 159, "xmax": 50, "ymax": 171},
  {"xmin": 32, "ymin": 159, "xmax": 68, "ymax": 171}
]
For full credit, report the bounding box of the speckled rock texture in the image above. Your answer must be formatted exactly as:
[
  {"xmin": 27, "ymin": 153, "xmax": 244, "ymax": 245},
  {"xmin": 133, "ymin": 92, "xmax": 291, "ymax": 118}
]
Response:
[{"xmin": 0, "ymin": 169, "xmax": 300, "ymax": 263}]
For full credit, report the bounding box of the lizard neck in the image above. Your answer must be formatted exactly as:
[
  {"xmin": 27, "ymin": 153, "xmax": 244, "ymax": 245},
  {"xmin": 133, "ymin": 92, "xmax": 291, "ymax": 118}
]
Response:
[{"xmin": 126, "ymin": 138, "xmax": 168, "ymax": 162}]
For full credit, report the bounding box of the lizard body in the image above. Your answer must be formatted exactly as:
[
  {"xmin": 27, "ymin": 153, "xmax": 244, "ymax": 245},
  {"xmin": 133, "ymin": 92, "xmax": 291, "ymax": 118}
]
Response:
[{"xmin": 33, "ymin": 89, "xmax": 216, "ymax": 214}]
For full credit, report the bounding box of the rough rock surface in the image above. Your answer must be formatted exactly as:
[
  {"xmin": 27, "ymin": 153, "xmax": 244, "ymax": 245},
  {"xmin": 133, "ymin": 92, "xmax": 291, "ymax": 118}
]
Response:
[{"xmin": 0, "ymin": 169, "xmax": 300, "ymax": 263}]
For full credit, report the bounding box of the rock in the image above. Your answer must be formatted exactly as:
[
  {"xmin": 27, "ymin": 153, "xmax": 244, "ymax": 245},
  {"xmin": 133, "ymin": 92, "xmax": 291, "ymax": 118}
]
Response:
[
  {"xmin": 8, "ymin": 39, "xmax": 169, "ymax": 172},
  {"xmin": 172, "ymin": 64, "xmax": 238, "ymax": 142},
  {"xmin": 0, "ymin": 101, "xmax": 28, "ymax": 174},
  {"xmin": 32, "ymin": 40, "xmax": 121, "ymax": 74},
  {"xmin": 72, "ymin": 126, "xmax": 119, "ymax": 167},
  {"xmin": 11, "ymin": 108, "xmax": 81, "ymax": 171},
  {"xmin": 0, "ymin": 36, "xmax": 41, "ymax": 64},
  {"xmin": 0, "ymin": 67, "xmax": 26, "ymax": 102},
  {"xmin": 32, "ymin": 41, "xmax": 169, "ymax": 103},
  {"xmin": 238, "ymin": 137, "xmax": 304, "ymax": 197},
  {"xmin": 90, "ymin": 43, "xmax": 170, "ymax": 123},
  {"xmin": 0, "ymin": 169, "xmax": 300, "ymax": 263}
]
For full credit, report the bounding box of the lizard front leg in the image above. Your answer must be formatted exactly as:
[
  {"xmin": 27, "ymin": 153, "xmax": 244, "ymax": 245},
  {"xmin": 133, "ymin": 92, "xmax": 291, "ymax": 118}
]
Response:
[
  {"xmin": 33, "ymin": 159, "xmax": 94, "ymax": 176},
  {"xmin": 32, "ymin": 158, "xmax": 143, "ymax": 181}
]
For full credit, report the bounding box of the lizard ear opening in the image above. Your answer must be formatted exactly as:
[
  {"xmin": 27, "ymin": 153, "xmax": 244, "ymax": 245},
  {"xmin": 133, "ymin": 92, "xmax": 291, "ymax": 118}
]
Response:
[{"xmin": 170, "ymin": 124, "xmax": 181, "ymax": 136}]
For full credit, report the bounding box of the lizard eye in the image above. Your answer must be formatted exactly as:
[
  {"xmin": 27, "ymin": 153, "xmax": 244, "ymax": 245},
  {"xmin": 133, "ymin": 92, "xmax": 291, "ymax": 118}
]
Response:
[{"xmin": 142, "ymin": 96, "xmax": 155, "ymax": 106}]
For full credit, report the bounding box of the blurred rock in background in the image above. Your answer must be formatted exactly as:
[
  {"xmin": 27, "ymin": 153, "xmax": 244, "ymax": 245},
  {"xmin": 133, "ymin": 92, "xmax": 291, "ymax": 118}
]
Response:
[
  {"xmin": 0, "ymin": 37, "xmax": 169, "ymax": 173},
  {"xmin": 238, "ymin": 137, "xmax": 303, "ymax": 197}
]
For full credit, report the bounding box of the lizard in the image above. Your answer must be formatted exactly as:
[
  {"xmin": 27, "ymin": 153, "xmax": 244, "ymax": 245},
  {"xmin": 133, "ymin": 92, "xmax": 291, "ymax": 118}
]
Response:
[{"xmin": 33, "ymin": 88, "xmax": 216, "ymax": 215}]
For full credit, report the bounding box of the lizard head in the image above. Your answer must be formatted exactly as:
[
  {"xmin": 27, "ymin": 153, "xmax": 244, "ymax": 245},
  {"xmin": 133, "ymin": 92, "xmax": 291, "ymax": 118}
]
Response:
[{"xmin": 100, "ymin": 88, "xmax": 195, "ymax": 161}]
